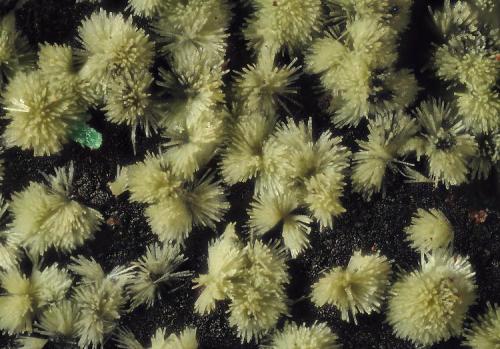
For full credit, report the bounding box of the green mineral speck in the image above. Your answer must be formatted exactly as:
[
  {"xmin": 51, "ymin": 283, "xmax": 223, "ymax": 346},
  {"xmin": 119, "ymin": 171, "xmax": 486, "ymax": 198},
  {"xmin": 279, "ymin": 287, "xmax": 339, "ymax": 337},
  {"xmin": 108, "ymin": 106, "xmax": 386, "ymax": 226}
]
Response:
[{"xmin": 70, "ymin": 122, "xmax": 103, "ymax": 149}]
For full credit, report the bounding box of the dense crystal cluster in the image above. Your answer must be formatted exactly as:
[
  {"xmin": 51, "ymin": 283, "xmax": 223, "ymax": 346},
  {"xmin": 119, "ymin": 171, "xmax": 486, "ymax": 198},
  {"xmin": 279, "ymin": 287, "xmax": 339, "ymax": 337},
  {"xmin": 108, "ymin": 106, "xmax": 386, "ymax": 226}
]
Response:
[{"xmin": 0, "ymin": 0, "xmax": 497, "ymax": 348}]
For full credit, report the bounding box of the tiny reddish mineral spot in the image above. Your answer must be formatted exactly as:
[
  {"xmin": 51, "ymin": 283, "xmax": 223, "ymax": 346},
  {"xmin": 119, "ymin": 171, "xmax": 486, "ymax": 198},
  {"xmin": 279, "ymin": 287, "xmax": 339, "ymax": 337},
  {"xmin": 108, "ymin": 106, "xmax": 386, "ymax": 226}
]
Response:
[{"xmin": 468, "ymin": 209, "xmax": 488, "ymax": 224}]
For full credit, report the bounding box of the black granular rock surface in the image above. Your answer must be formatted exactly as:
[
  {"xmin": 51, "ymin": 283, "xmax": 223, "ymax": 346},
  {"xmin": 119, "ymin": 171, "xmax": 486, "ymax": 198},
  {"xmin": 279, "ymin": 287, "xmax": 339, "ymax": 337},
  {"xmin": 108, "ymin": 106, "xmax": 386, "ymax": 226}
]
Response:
[{"xmin": 0, "ymin": 1, "xmax": 499, "ymax": 349}]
